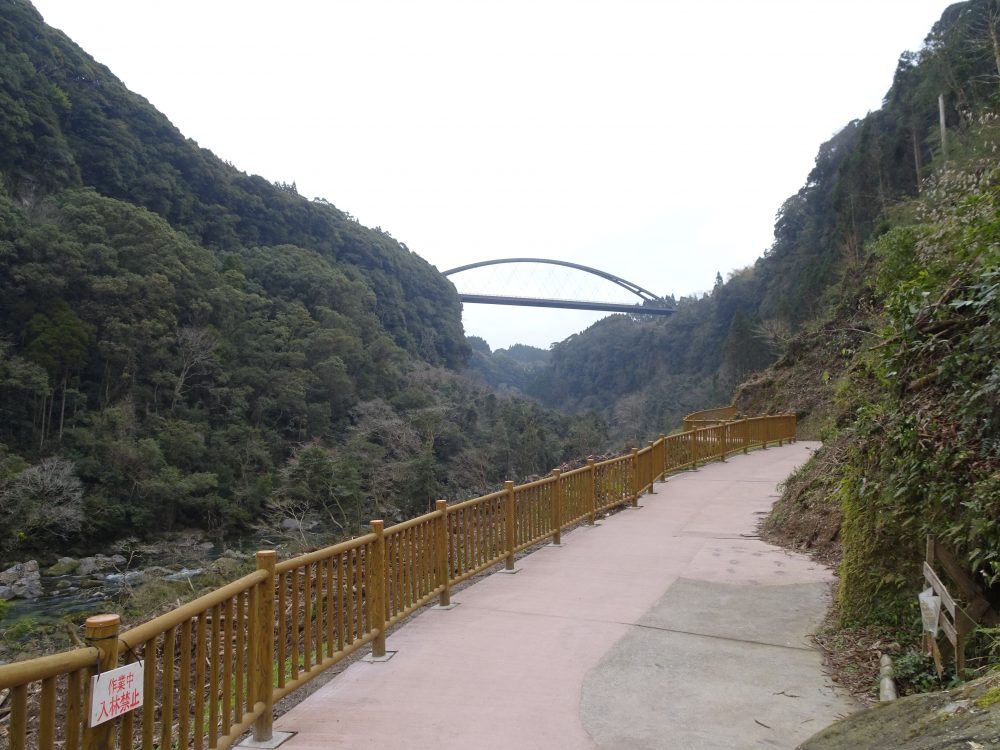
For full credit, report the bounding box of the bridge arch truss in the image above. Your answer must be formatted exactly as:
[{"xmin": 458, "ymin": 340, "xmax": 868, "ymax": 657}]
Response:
[{"xmin": 442, "ymin": 257, "xmax": 675, "ymax": 316}]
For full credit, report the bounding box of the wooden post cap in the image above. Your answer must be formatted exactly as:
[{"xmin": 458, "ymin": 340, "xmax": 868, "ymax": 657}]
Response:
[{"xmin": 85, "ymin": 614, "xmax": 120, "ymax": 628}]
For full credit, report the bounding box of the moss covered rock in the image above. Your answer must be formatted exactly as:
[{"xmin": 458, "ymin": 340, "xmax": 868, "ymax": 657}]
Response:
[{"xmin": 800, "ymin": 673, "xmax": 1000, "ymax": 750}]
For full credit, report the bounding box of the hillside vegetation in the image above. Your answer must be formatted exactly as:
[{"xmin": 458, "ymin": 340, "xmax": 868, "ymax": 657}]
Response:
[
  {"xmin": 0, "ymin": 0, "xmax": 607, "ymax": 556},
  {"xmin": 733, "ymin": 0, "xmax": 1000, "ymax": 634}
]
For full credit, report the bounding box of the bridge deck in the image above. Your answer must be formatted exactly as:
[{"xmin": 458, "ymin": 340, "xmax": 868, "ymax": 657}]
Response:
[{"xmin": 265, "ymin": 443, "xmax": 856, "ymax": 749}]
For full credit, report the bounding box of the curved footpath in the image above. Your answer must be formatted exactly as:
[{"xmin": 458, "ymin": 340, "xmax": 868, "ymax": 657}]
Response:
[{"xmin": 265, "ymin": 442, "xmax": 857, "ymax": 749}]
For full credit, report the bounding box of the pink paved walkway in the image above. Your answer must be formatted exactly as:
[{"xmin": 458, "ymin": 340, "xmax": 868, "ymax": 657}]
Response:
[{"xmin": 265, "ymin": 442, "xmax": 856, "ymax": 749}]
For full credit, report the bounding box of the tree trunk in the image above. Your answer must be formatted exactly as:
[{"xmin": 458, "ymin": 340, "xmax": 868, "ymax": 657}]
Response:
[
  {"xmin": 911, "ymin": 125, "xmax": 923, "ymax": 192},
  {"xmin": 989, "ymin": 15, "xmax": 1000, "ymax": 84},
  {"xmin": 36, "ymin": 392, "xmax": 45, "ymax": 449},
  {"xmin": 47, "ymin": 387, "xmax": 55, "ymax": 442},
  {"xmin": 58, "ymin": 376, "xmax": 68, "ymax": 443}
]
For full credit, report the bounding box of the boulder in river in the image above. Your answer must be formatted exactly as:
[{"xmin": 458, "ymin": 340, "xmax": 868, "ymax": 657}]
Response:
[
  {"xmin": 77, "ymin": 555, "xmax": 122, "ymax": 576},
  {"xmin": 0, "ymin": 560, "xmax": 44, "ymax": 600},
  {"xmin": 45, "ymin": 557, "xmax": 80, "ymax": 576}
]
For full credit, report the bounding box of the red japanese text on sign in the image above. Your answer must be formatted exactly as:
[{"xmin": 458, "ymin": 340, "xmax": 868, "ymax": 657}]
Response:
[{"xmin": 89, "ymin": 661, "xmax": 144, "ymax": 727}]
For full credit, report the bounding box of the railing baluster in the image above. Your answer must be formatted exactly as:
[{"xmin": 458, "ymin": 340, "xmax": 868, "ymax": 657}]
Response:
[
  {"xmin": 277, "ymin": 572, "xmax": 287, "ymax": 687},
  {"xmin": 11, "ymin": 684, "xmax": 27, "ymax": 750},
  {"xmin": 162, "ymin": 627, "xmax": 175, "ymax": 750},
  {"xmin": 38, "ymin": 676, "xmax": 55, "ymax": 750},
  {"xmin": 327, "ymin": 556, "xmax": 336, "ymax": 658},
  {"xmin": 210, "ymin": 605, "xmax": 220, "ymax": 750},
  {"xmin": 194, "ymin": 615, "xmax": 206, "ymax": 750},
  {"xmin": 235, "ymin": 594, "xmax": 245, "ymax": 725},
  {"xmin": 303, "ymin": 562, "xmax": 313, "ymax": 674},
  {"xmin": 289, "ymin": 568, "xmax": 299, "ymax": 680},
  {"xmin": 67, "ymin": 667, "xmax": 83, "ymax": 750},
  {"xmin": 179, "ymin": 619, "xmax": 191, "ymax": 748},
  {"xmin": 345, "ymin": 550, "xmax": 355, "ymax": 645},
  {"xmin": 337, "ymin": 553, "xmax": 346, "ymax": 650},
  {"xmin": 222, "ymin": 598, "xmax": 232, "ymax": 737}
]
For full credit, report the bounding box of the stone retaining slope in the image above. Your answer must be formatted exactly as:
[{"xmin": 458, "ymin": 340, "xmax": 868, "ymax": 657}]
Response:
[{"xmin": 267, "ymin": 442, "xmax": 856, "ymax": 750}]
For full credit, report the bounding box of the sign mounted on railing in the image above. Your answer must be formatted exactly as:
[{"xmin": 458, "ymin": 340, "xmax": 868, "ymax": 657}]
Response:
[{"xmin": 89, "ymin": 661, "xmax": 143, "ymax": 727}]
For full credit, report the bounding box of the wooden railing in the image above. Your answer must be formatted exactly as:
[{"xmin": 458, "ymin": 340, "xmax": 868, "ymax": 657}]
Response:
[
  {"xmin": 0, "ymin": 413, "xmax": 795, "ymax": 750},
  {"xmin": 682, "ymin": 404, "xmax": 739, "ymax": 431}
]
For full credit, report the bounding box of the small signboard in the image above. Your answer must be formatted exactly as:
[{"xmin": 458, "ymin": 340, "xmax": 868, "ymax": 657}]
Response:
[{"xmin": 89, "ymin": 661, "xmax": 144, "ymax": 727}]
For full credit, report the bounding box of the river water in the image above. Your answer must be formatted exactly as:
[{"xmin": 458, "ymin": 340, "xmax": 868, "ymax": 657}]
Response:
[{"xmin": 3, "ymin": 526, "xmax": 348, "ymax": 637}]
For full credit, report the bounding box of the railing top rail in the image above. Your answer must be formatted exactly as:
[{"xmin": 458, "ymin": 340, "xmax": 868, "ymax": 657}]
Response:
[
  {"xmin": 384, "ymin": 510, "xmax": 441, "ymax": 535},
  {"xmin": 274, "ymin": 532, "xmax": 377, "ymax": 574},
  {"xmin": 683, "ymin": 404, "xmax": 737, "ymax": 422},
  {"xmin": 560, "ymin": 464, "xmax": 591, "ymax": 480},
  {"xmin": 514, "ymin": 474, "xmax": 556, "ymax": 492},
  {"xmin": 0, "ymin": 646, "xmax": 96, "ymax": 690},
  {"xmin": 593, "ymin": 453, "xmax": 631, "ymax": 470},
  {"xmin": 450, "ymin": 488, "xmax": 506, "ymax": 512},
  {"xmin": 120, "ymin": 568, "xmax": 269, "ymax": 648}
]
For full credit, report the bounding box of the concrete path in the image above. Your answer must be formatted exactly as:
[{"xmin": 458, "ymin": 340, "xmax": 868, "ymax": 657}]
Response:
[{"xmin": 270, "ymin": 442, "xmax": 856, "ymax": 749}]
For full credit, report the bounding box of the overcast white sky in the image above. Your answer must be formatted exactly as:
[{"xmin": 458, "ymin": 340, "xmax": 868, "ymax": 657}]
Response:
[{"xmin": 31, "ymin": 0, "xmax": 954, "ymax": 349}]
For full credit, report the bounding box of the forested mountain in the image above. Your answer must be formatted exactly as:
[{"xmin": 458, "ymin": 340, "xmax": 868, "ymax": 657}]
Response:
[
  {"xmin": 525, "ymin": 0, "xmax": 1000, "ymax": 439},
  {"xmin": 466, "ymin": 338, "xmax": 551, "ymax": 393},
  {"xmin": 0, "ymin": 0, "xmax": 607, "ymax": 555}
]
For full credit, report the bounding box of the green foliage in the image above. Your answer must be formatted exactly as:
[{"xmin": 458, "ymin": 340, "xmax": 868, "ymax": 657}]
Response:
[
  {"xmin": 837, "ymin": 154, "xmax": 1000, "ymax": 623},
  {"xmin": 892, "ymin": 651, "xmax": 955, "ymax": 695}
]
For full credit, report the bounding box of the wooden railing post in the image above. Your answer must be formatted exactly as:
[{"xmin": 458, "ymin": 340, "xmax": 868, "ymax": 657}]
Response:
[
  {"xmin": 646, "ymin": 442, "xmax": 655, "ymax": 489},
  {"xmin": 587, "ymin": 459, "xmax": 597, "ymax": 525},
  {"xmin": 658, "ymin": 434, "xmax": 666, "ymax": 481},
  {"xmin": 924, "ymin": 535, "xmax": 937, "ymax": 654},
  {"xmin": 551, "ymin": 470, "xmax": 562, "ymax": 545},
  {"xmin": 691, "ymin": 431, "xmax": 699, "ymax": 469},
  {"xmin": 253, "ymin": 550, "xmax": 276, "ymax": 743},
  {"xmin": 630, "ymin": 448, "xmax": 639, "ymax": 506},
  {"xmin": 82, "ymin": 614, "xmax": 120, "ymax": 750},
  {"xmin": 435, "ymin": 500, "xmax": 452, "ymax": 606},
  {"xmin": 369, "ymin": 520, "xmax": 387, "ymax": 658},
  {"xmin": 504, "ymin": 481, "xmax": 516, "ymax": 570}
]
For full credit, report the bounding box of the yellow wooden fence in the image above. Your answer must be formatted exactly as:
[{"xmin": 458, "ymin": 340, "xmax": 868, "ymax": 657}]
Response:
[
  {"xmin": 681, "ymin": 404, "xmax": 739, "ymax": 431},
  {"xmin": 0, "ymin": 412, "xmax": 795, "ymax": 750}
]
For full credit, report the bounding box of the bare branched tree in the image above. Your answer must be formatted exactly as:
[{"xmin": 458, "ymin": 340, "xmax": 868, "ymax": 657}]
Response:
[{"xmin": 171, "ymin": 327, "xmax": 218, "ymax": 412}]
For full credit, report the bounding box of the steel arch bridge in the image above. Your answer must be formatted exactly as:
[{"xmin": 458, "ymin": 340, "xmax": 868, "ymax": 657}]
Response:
[{"xmin": 442, "ymin": 258, "xmax": 675, "ymax": 316}]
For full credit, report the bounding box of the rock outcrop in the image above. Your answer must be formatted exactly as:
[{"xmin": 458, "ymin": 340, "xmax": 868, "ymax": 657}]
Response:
[{"xmin": 800, "ymin": 673, "xmax": 1000, "ymax": 750}]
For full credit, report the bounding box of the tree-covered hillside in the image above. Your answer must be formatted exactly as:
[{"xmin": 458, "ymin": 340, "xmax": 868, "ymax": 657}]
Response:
[
  {"xmin": 0, "ymin": 0, "xmax": 466, "ymax": 368},
  {"xmin": 0, "ymin": 0, "xmax": 608, "ymax": 556}
]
